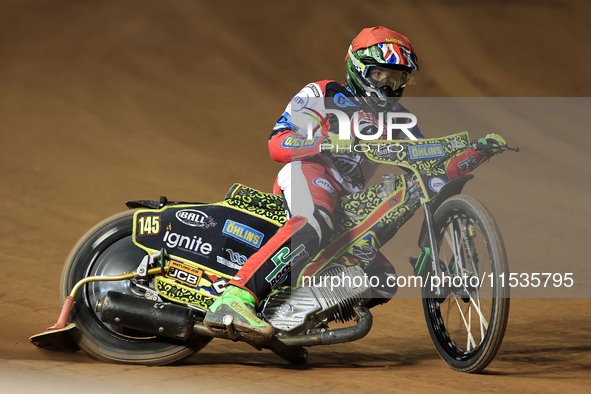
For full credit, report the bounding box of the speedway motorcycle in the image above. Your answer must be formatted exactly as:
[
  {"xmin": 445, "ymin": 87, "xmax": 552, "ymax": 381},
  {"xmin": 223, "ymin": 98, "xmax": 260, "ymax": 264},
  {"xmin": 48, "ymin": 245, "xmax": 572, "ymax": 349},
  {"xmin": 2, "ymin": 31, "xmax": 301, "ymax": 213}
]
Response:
[{"xmin": 31, "ymin": 131, "xmax": 518, "ymax": 373}]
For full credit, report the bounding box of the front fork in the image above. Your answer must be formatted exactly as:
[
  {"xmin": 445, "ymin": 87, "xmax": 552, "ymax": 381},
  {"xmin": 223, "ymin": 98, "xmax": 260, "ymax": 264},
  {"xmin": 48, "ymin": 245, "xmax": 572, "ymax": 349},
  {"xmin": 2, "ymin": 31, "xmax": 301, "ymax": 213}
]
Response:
[{"xmin": 420, "ymin": 202, "xmax": 445, "ymax": 298}]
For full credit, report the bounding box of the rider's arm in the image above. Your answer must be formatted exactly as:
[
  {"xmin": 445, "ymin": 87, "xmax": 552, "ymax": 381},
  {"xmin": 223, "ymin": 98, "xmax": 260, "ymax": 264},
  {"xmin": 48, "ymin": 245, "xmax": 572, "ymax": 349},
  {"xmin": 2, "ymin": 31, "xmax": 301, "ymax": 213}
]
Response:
[
  {"xmin": 268, "ymin": 129, "xmax": 325, "ymax": 163},
  {"xmin": 268, "ymin": 82, "xmax": 332, "ymax": 163}
]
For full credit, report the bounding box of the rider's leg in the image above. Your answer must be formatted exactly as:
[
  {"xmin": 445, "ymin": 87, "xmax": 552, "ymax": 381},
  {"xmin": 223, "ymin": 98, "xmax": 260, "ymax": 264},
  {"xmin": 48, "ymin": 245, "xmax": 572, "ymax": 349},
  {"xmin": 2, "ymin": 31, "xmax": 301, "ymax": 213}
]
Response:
[{"xmin": 204, "ymin": 161, "xmax": 341, "ymax": 342}]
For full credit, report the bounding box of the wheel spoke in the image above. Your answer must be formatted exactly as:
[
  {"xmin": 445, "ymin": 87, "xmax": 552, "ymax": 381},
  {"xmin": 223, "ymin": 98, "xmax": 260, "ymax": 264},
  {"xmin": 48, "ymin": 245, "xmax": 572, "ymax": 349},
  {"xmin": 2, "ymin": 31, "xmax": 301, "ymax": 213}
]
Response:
[
  {"xmin": 444, "ymin": 223, "xmax": 456, "ymax": 263},
  {"xmin": 468, "ymin": 301, "xmax": 472, "ymax": 350},
  {"xmin": 469, "ymin": 294, "xmax": 489, "ymax": 333},
  {"xmin": 476, "ymin": 296, "xmax": 486, "ymax": 339},
  {"xmin": 452, "ymin": 292, "xmax": 477, "ymax": 350}
]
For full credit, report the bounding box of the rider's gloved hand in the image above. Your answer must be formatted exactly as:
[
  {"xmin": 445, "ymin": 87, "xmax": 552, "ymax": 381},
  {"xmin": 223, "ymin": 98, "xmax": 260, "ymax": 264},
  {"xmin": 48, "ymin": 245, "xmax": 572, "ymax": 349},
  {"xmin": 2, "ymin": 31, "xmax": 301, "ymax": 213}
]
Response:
[
  {"xmin": 477, "ymin": 133, "xmax": 507, "ymax": 155},
  {"xmin": 320, "ymin": 135, "xmax": 353, "ymax": 154}
]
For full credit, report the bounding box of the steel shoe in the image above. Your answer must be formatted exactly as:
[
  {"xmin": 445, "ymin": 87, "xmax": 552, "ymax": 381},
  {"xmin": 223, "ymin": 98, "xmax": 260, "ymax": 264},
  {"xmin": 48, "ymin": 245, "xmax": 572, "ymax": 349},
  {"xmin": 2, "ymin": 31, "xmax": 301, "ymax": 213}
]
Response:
[{"xmin": 203, "ymin": 285, "xmax": 273, "ymax": 343}]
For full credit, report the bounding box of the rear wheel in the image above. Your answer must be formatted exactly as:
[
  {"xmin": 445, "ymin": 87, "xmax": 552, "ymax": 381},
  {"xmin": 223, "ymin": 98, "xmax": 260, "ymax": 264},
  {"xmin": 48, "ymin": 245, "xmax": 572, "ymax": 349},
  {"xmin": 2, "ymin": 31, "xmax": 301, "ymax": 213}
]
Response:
[
  {"xmin": 422, "ymin": 195, "xmax": 509, "ymax": 373},
  {"xmin": 60, "ymin": 211, "xmax": 211, "ymax": 365}
]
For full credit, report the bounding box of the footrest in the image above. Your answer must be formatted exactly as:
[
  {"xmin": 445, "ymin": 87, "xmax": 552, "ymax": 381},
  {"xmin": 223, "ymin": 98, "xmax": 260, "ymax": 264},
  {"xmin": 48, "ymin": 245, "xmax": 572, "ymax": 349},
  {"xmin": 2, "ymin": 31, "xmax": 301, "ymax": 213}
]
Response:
[{"xmin": 222, "ymin": 314, "xmax": 240, "ymax": 341}]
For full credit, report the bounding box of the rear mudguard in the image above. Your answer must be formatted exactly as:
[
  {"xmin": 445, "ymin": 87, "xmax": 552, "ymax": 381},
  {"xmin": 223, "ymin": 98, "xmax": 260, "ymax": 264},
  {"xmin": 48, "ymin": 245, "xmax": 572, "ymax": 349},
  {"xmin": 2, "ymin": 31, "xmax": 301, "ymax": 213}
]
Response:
[
  {"xmin": 417, "ymin": 174, "xmax": 474, "ymax": 247},
  {"xmin": 125, "ymin": 196, "xmax": 205, "ymax": 210}
]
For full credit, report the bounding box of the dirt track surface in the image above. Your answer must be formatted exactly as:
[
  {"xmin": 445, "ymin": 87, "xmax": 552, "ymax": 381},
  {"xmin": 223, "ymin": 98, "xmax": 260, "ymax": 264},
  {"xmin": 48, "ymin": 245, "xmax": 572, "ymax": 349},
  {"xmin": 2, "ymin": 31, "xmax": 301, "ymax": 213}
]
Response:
[{"xmin": 1, "ymin": 1, "xmax": 590, "ymax": 392}]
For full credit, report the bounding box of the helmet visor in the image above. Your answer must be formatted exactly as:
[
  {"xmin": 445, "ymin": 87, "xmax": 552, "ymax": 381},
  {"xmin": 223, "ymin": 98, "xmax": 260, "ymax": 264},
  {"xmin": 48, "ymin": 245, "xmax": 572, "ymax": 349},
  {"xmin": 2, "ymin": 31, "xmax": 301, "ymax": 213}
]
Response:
[{"xmin": 364, "ymin": 66, "xmax": 409, "ymax": 91}]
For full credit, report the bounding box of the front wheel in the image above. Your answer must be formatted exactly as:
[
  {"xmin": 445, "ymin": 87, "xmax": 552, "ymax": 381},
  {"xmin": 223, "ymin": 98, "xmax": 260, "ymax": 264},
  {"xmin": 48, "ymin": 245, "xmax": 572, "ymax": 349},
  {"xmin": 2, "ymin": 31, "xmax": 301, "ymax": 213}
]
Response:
[
  {"xmin": 422, "ymin": 195, "xmax": 510, "ymax": 373},
  {"xmin": 60, "ymin": 210, "xmax": 211, "ymax": 365}
]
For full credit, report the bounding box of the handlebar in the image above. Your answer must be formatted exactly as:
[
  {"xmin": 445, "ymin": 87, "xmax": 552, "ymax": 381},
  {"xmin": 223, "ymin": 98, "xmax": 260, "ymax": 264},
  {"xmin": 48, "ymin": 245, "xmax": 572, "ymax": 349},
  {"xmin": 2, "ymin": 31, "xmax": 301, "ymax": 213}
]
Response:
[{"xmin": 470, "ymin": 140, "xmax": 520, "ymax": 153}]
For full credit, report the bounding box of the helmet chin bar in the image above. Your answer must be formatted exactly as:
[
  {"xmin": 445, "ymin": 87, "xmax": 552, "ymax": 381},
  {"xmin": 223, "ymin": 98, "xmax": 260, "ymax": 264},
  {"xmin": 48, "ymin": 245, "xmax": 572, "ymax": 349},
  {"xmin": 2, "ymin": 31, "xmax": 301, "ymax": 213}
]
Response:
[
  {"xmin": 347, "ymin": 66, "xmax": 404, "ymax": 111},
  {"xmin": 363, "ymin": 83, "xmax": 403, "ymax": 111}
]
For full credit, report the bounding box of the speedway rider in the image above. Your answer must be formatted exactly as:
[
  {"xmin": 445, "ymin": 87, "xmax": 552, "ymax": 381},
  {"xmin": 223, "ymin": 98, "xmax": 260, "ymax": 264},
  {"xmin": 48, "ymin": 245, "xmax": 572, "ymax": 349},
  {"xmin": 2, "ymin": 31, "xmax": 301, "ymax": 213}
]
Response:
[{"xmin": 204, "ymin": 26, "xmax": 507, "ymax": 343}]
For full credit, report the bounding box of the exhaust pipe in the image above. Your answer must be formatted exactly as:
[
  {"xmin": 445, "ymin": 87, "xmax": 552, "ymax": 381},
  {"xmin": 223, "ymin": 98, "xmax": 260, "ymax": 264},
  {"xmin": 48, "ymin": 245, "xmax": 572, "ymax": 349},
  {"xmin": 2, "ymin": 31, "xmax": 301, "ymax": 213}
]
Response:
[{"xmin": 96, "ymin": 291, "xmax": 194, "ymax": 340}]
